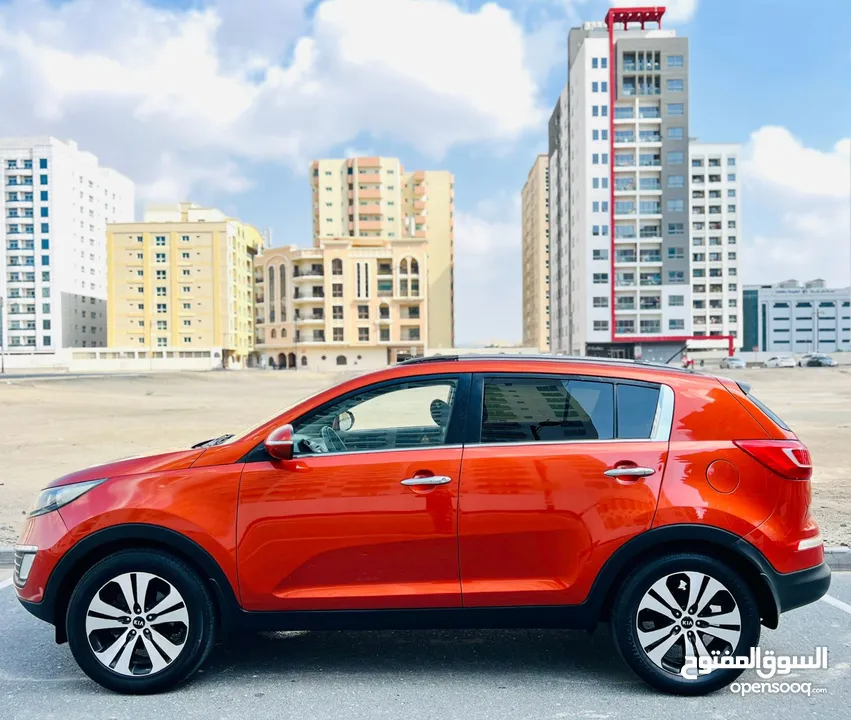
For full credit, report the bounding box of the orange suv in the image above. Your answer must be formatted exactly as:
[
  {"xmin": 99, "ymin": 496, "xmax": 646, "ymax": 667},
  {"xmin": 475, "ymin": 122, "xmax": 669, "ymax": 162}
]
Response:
[{"xmin": 14, "ymin": 355, "xmax": 830, "ymax": 695}]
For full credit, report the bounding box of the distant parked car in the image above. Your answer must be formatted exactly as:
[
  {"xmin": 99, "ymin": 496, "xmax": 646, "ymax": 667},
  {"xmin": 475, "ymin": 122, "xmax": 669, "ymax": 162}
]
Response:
[
  {"xmin": 765, "ymin": 356, "xmax": 797, "ymax": 368},
  {"xmin": 806, "ymin": 355, "xmax": 837, "ymax": 367},
  {"xmin": 720, "ymin": 356, "xmax": 746, "ymax": 369},
  {"xmin": 797, "ymin": 353, "xmax": 816, "ymax": 367}
]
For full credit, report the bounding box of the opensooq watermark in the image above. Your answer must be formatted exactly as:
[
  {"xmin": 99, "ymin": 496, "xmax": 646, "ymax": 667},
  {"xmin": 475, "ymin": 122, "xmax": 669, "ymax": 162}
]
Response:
[{"xmin": 681, "ymin": 646, "xmax": 830, "ymax": 696}]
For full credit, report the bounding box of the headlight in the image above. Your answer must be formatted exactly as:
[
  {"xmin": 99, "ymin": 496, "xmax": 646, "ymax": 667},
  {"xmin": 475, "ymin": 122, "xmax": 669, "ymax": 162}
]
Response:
[{"xmin": 29, "ymin": 479, "xmax": 107, "ymax": 517}]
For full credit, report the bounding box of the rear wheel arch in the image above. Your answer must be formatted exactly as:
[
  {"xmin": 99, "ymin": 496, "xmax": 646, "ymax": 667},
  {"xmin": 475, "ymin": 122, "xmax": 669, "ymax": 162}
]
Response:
[
  {"xmin": 590, "ymin": 525, "xmax": 779, "ymax": 629},
  {"xmin": 46, "ymin": 524, "xmax": 239, "ymax": 643}
]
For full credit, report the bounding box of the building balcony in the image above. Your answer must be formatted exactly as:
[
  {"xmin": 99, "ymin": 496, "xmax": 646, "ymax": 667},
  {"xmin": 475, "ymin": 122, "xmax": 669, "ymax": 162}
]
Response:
[
  {"xmin": 359, "ymin": 220, "xmax": 382, "ymax": 231},
  {"xmin": 356, "ymin": 173, "xmax": 381, "ymax": 184},
  {"xmin": 358, "ymin": 188, "xmax": 381, "ymax": 201},
  {"xmin": 295, "ymin": 316, "xmax": 325, "ymax": 324},
  {"xmin": 413, "ymin": 200, "xmax": 426, "ymax": 211},
  {"xmin": 292, "ymin": 294, "xmax": 325, "ymax": 303},
  {"xmin": 413, "ymin": 185, "xmax": 426, "ymax": 197},
  {"xmin": 292, "ymin": 271, "xmax": 324, "ymax": 281},
  {"xmin": 358, "ymin": 157, "xmax": 382, "ymax": 169},
  {"xmin": 354, "ymin": 204, "xmax": 381, "ymax": 214}
]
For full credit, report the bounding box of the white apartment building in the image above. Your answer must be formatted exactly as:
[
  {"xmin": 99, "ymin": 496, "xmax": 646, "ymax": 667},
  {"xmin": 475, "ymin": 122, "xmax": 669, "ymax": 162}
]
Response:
[
  {"xmin": 1, "ymin": 137, "xmax": 134, "ymax": 358},
  {"xmin": 688, "ymin": 143, "xmax": 742, "ymax": 340},
  {"xmin": 549, "ymin": 7, "xmax": 739, "ymax": 361},
  {"xmin": 744, "ymin": 279, "xmax": 851, "ymax": 353}
]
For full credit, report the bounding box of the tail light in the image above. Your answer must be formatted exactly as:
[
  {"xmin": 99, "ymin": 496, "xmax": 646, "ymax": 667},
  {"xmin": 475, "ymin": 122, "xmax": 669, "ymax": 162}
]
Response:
[{"xmin": 734, "ymin": 439, "xmax": 812, "ymax": 480}]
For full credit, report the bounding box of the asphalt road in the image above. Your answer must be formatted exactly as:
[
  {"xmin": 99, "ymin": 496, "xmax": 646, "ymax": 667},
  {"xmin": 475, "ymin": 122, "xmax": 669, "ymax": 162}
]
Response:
[{"xmin": 1, "ymin": 571, "xmax": 849, "ymax": 720}]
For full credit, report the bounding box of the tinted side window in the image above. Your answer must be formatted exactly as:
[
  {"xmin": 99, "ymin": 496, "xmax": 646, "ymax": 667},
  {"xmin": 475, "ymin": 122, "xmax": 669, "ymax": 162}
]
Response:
[
  {"xmin": 481, "ymin": 378, "xmax": 614, "ymax": 443},
  {"xmin": 617, "ymin": 384, "xmax": 660, "ymax": 439}
]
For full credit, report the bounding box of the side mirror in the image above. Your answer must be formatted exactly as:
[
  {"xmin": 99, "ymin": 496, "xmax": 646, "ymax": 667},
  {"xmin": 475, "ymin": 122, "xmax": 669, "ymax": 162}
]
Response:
[{"xmin": 264, "ymin": 424, "xmax": 294, "ymax": 461}]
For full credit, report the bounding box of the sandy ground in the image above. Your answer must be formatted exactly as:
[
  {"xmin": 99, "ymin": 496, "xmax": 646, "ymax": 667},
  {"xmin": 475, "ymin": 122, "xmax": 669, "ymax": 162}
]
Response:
[{"xmin": 0, "ymin": 366, "xmax": 849, "ymax": 546}]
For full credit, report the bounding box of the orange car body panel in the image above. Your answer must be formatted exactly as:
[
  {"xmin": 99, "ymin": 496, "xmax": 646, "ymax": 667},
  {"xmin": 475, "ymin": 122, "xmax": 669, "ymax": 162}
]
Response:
[{"xmin": 458, "ymin": 441, "xmax": 667, "ymax": 606}]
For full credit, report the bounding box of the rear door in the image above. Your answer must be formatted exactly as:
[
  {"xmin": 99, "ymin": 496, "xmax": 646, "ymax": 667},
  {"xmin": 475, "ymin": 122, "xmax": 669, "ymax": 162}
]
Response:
[{"xmin": 457, "ymin": 372, "xmax": 673, "ymax": 608}]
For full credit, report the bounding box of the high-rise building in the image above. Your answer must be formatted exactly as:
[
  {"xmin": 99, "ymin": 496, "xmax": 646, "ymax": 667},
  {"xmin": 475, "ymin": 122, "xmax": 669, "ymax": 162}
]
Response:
[
  {"xmin": 254, "ymin": 234, "xmax": 428, "ymax": 371},
  {"xmin": 0, "ymin": 137, "xmax": 134, "ymax": 355},
  {"xmin": 743, "ymin": 279, "xmax": 851, "ymax": 353},
  {"xmin": 689, "ymin": 143, "xmax": 741, "ymax": 340},
  {"xmin": 521, "ymin": 154, "xmax": 551, "ymax": 351},
  {"xmin": 311, "ymin": 157, "xmax": 454, "ymax": 349},
  {"xmin": 106, "ymin": 203, "xmax": 264, "ymax": 367},
  {"xmin": 548, "ymin": 7, "xmax": 740, "ymax": 361}
]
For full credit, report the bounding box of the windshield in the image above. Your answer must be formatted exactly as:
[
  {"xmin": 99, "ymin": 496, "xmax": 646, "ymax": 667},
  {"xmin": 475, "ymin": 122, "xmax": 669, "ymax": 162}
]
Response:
[{"xmin": 200, "ymin": 386, "xmax": 334, "ymax": 447}]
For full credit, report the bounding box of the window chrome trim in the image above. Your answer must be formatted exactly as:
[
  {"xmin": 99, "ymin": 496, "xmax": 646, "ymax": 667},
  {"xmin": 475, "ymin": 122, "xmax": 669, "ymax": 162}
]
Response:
[
  {"xmin": 469, "ymin": 438, "xmax": 667, "ymax": 450},
  {"xmin": 650, "ymin": 384, "xmax": 675, "ymax": 442},
  {"xmin": 293, "ymin": 444, "xmax": 464, "ymax": 459}
]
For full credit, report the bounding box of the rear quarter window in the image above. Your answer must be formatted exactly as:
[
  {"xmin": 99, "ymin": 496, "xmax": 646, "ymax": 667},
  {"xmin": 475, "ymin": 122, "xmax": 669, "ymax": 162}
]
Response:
[{"xmin": 616, "ymin": 384, "xmax": 660, "ymax": 439}]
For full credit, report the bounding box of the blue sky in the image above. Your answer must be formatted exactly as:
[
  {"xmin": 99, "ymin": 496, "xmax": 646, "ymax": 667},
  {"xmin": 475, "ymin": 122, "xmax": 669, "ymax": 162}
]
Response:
[{"xmin": 1, "ymin": 0, "xmax": 849, "ymax": 344}]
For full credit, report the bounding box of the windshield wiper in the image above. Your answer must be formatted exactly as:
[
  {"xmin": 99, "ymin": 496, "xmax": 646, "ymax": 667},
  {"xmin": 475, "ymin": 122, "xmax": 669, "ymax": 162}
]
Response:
[{"xmin": 191, "ymin": 434, "xmax": 234, "ymax": 449}]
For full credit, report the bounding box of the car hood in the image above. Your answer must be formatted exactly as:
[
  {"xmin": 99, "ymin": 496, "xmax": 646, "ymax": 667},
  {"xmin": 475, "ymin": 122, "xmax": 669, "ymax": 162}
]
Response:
[{"xmin": 45, "ymin": 448, "xmax": 206, "ymax": 488}]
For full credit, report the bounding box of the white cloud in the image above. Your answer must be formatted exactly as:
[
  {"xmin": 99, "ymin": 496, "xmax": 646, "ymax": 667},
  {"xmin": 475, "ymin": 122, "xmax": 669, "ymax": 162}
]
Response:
[
  {"xmin": 454, "ymin": 193, "xmax": 524, "ymax": 344},
  {"xmin": 743, "ymin": 126, "xmax": 850, "ymax": 200},
  {"xmin": 742, "ymin": 126, "xmax": 851, "ymax": 288},
  {"xmin": 610, "ymin": 0, "xmax": 698, "ymax": 25},
  {"xmin": 0, "ymin": 0, "xmax": 545, "ymax": 199}
]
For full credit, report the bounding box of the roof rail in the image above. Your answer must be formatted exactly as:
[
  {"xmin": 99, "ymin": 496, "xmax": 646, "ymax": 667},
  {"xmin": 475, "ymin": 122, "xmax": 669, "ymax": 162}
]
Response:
[{"xmin": 397, "ymin": 353, "xmax": 692, "ymax": 374}]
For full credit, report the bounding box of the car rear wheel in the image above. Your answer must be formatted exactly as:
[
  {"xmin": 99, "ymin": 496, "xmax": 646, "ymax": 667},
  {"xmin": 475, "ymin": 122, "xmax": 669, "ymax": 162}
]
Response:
[
  {"xmin": 66, "ymin": 549, "xmax": 215, "ymax": 694},
  {"xmin": 610, "ymin": 553, "xmax": 761, "ymax": 695}
]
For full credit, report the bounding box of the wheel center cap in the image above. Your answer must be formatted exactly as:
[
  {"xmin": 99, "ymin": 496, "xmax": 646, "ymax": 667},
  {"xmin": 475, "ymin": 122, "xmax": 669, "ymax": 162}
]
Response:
[
  {"xmin": 132, "ymin": 616, "xmax": 145, "ymax": 629},
  {"xmin": 681, "ymin": 617, "xmax": 694, "ymax": 629}
]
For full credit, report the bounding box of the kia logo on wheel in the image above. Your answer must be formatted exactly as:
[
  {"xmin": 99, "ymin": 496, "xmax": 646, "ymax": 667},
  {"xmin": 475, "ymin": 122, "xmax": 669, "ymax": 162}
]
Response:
[{"xmin": 132, "ymin": 617, "xmax": 145, "ymax": 629}]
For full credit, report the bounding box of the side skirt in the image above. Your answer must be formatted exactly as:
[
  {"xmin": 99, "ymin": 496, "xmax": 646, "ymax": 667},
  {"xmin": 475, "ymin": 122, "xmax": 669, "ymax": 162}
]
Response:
[{"xmin": 233, "ymin": 604, "xmax": 598, "ymax": 632}]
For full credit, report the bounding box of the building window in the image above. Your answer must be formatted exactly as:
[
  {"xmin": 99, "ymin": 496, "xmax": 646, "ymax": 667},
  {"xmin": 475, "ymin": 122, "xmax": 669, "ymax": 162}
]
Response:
[
  {"xmin": 667, "ymin": 103, "xmax": 684, "ymax": 116},
  {"xmin": 156, "ymin": 236, "xmax": 166, "ymax": 246},
  {"xmin": 601, "ymin": 58, "xmax": 607, "ymax": 69},
  {"xmin": 667, "ymin": 127, "xmax": 684, "ymax": 139},
  {"xmin": 157, "ymin": 337, "xmax": 168, "ymax": 347},
  {"xmin": 593, "ymin": 296, "xmax": 609, "ymax": 308},
  {"xmin": 667, "ymin": 151, "xmax": 684, "ymax": 165},
  {"xmin": 592, "ymin": 273, "xmax": 609, "ymax": 284},
  {"xmin": 667, "ymin": 55, "xmax": 684, "ymax": 67},
  {"xmin": 358, "ymin": 305, "xmax": 369, "ymax": 320},
  {"xmin": 727, "ymin": 157, "xmax": 736, "ymax": 166},
  {"xmin": 333, "ymin": 328, "xmax": 344, "ymax": 342},
  {"xmin": 669, "ymin": 319, "xmax": 685, "ymax": 331},
  {"xmin": 157, "ymin": 320, "xmax": 167, "ymax": 330},
  {"xmin": 592, "ymin": 249, "xmax": 609, "ymax": 260},
  {"xmin": 728, "ymin": 173, "xmax": 736, "ymax": 182},
  {"xmin": 666, "ymin": 199, "xmax": 684, "ymax": 212},
  {"xmin": 668, "ymin": 295, "xmax": 684, "ymax": 307},
  {"xmin": 155, "ymin": 253, "xmax": 166, "ymax": 263},
  {"xmin": 332, "ymin": 283, "xmax": 343, "ymax": 298},
  {"xmin": 668, "ymin": 271, "xmax": 685, "ymax": 284},
  {"xmin": 668, "ymin": 175, "xmax": 684, "ymax": 188},
  {"xmin": 156, "ymin": 287, "xmax": 166, "ymax": 296},
  {"xmin": 156, "ymin": 303, "xmax": 167, "ymax": 314},
  {"xmin": 358, "ymin": 327, "xmax": 369, "ymax": 342},
  {"xmin": 39, "ymin": 158, "xmax": 48, "ymax": 169},
  {"xmin": 593, "ymin": 320, "xmax": 609, "ymax": 332},
  {"xmin": 40, "ymin": 174, "xmax": 48, "ymax": 185},
  {"xmin": 668, "ymin": 223, "xmax": 685, "ymax": 235},
  {"xmin": 592, "ymin": 81, "xmax": 599, "ymax": 92},
  {"xmin": 40, "ymin": 223, "xmax": 49, "ymax": 233},
  {"xmin": 592, "ymin": 58, "xmax": 598, "ymax": 69}
]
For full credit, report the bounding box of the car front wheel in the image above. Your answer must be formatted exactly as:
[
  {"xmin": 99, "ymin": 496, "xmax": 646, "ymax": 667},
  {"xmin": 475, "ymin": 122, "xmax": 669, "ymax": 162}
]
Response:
[
  {"xmin": 66, "ymin": 549, "xmax": 216, "ymax": 694},
  {"xmin": 610, "ymin": 553, "xmax": 761, "ymax": 695}
]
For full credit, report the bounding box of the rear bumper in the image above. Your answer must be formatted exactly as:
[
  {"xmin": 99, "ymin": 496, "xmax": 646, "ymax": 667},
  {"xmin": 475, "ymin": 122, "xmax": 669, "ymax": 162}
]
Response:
[
  {"xmin": 770, "ymin": 561, "xmax": 831, "ymax": 613},
  {"xmin": 734, "ymin": 537, "xmax": 831, "ymax": 617}
]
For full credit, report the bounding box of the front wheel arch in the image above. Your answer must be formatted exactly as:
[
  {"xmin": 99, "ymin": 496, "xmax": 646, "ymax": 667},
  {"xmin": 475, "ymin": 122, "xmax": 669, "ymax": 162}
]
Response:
[{"xmin": 46, "ymin": 525, "xmax": 239, "ymax": 643}]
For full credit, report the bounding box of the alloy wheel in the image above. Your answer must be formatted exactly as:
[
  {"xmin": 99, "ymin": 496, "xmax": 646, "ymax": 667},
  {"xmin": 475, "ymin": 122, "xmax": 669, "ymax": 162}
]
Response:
[
  {"xmin": 84, "ymin": 571, "xmax": 190, "ymax": 677},
  {"xmin": 635, "ymin": 571, "xmax": 742, "ymax": 676}
]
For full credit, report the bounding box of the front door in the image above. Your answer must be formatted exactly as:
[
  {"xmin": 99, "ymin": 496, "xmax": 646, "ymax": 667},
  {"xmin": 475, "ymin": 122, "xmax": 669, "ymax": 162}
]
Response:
[
  {"xmin": 237, "ymin": 374, "xmax": 469, "ymax": 611},
  {"xmin": 458, "ymin": 373, "xmax": 670, "ymax": 607}
]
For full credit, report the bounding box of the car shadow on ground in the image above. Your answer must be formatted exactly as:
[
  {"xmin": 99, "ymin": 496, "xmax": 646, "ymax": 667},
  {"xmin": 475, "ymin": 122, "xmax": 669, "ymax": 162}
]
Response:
[{"xmin": 198, "ymin": 626, "xmax": 641, "ymax": 686}]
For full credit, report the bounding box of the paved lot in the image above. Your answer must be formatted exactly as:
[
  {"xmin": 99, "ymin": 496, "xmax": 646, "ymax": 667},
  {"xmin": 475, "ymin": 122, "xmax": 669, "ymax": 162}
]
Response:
[{"xmin": 0, "ymin": 571, "xmax": 849, "ymax": 720}]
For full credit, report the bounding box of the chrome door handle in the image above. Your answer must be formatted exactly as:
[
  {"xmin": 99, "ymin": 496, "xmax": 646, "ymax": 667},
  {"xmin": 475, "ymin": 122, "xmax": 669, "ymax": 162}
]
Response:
[
  {"xmin": 401, "ymin": 475, "xmax": 452, "ymax": 486},
  {"xmin": 603, "ymin": 467, "xmax": 655, "ymax": 478}
]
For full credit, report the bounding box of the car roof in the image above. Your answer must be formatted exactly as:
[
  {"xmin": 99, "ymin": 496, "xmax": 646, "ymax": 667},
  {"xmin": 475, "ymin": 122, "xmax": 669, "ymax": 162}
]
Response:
[{"xmin": 398, "ymin": 353, "xmax": 694, "ymax": 376}]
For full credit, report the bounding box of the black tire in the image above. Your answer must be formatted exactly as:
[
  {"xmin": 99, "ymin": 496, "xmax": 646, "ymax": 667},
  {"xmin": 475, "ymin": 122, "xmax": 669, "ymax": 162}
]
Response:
[
  {"xmin": 66, "ymin": 549, "xmax": 216, "ymax": 694},
  {"xmin": 610, "ymin": 553, "xmax": 761, "ymax": 696}
]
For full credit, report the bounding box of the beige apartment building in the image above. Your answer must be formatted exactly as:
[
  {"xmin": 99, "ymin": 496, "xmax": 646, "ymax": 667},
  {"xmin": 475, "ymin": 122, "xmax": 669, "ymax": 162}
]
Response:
[
  {"xmin": 522, "ymin": 155, "xmax": 550, "ymax": 351},
  {"xmin": 107, "ymin": 203, "xmax": 264, "ymax": 367},
  {"xmin": 310, "ymin": 156, "xmax": 454, "ymax": 349},
  {"xmin": 254, "ymin": 235, "xmax": 428, "ymax": 371}
]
